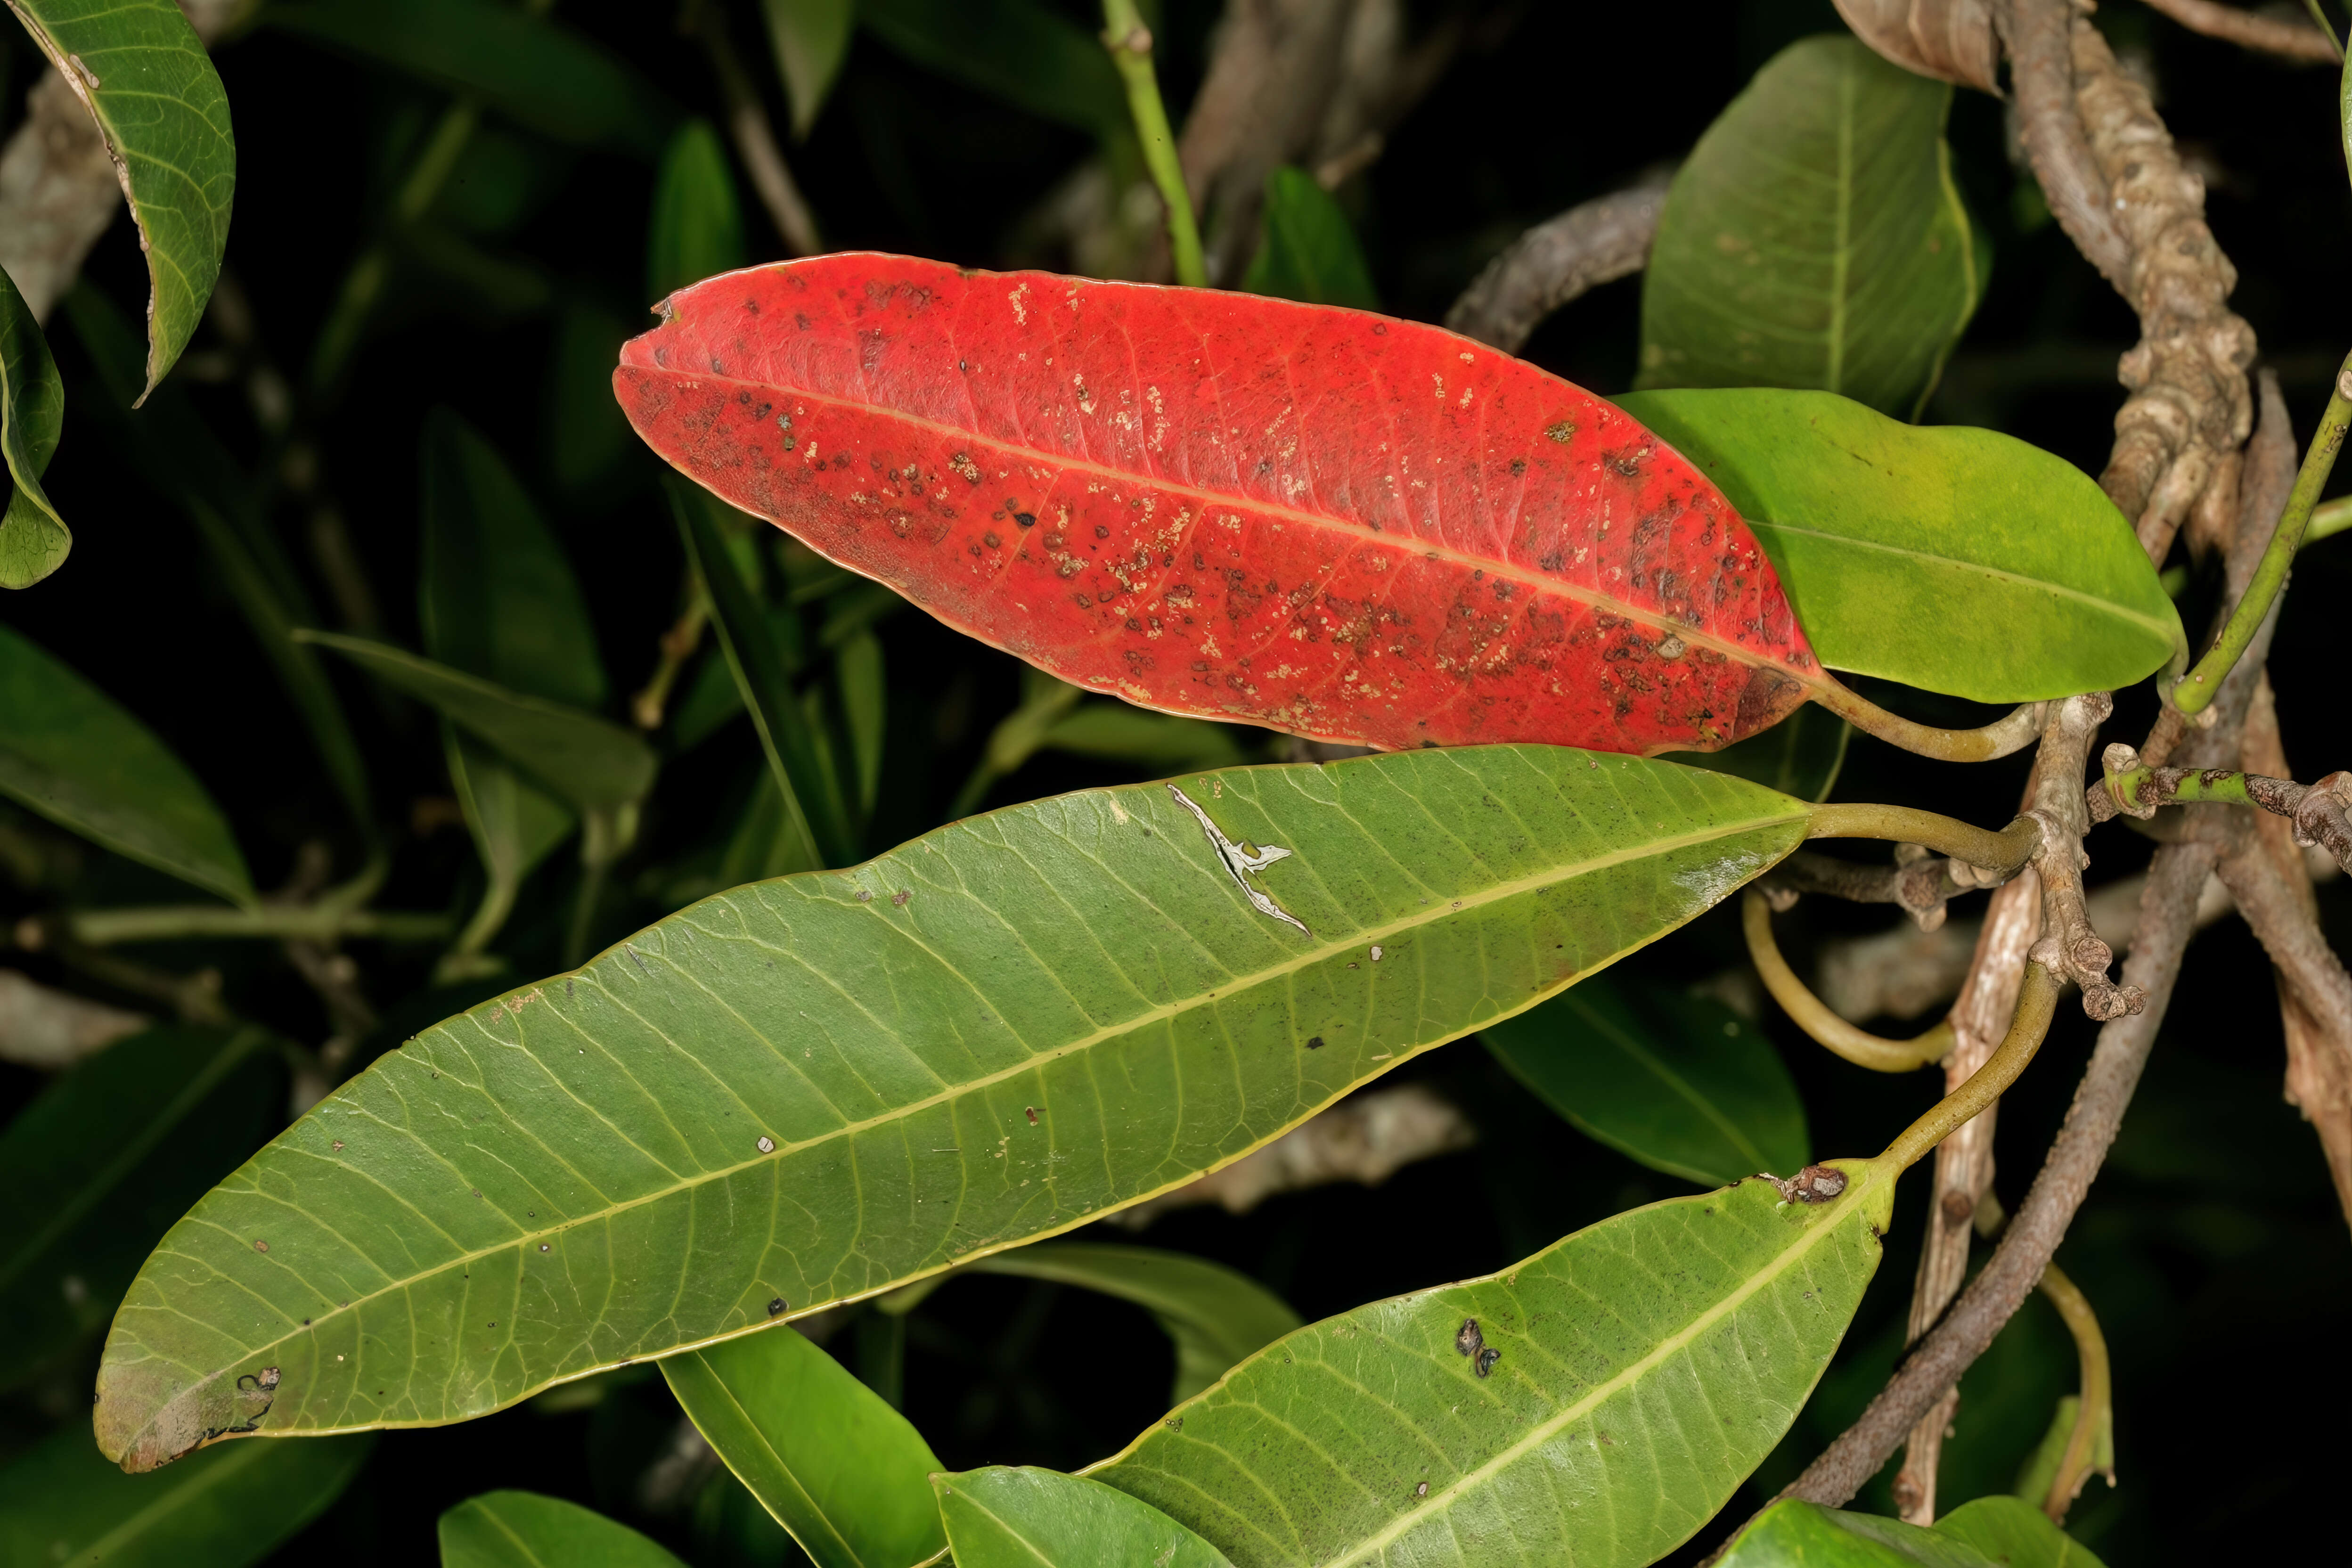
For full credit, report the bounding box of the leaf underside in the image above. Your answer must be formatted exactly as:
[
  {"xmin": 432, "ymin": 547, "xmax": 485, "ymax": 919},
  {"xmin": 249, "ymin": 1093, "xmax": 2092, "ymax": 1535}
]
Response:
[
  {"xmin": 615, "ymin": 253, "xmax": 1825, "ymax": 758},
  {"xmin": 94, "ymin": 746, "xmax": 1805, "ymax": 1469},
  {"xmin": 1094, "ymin": 1162, "xmax": 1895, "ymax": 1568}
]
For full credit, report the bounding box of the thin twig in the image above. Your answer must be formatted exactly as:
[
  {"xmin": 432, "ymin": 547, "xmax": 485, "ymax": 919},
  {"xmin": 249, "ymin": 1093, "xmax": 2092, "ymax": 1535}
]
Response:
[
  {"xmin": 2140, "ymin": 0, "xmax": 2341, "ymax": 61},
  {"xmin": 1444, "ymin": 171, "xmax": 1674, "ymax": 353},
  {"xmin": 1102, "ymin": 1, "xmax": 1207, "ymax": 287},
  {"xmin": 1759, "ymin": 847, "xmax": 1984, "ymax": 932},
  {"xmin": 687, "ymin": 0, "xmax": 822, "ymax": 257},
  {"xmin": 1998, "ymin": 0, "xmax": 2132, "ymax": 290},
  {"xmin": 2025, "ymin": 694, "xmax": 2146, "ymax": 1020}
]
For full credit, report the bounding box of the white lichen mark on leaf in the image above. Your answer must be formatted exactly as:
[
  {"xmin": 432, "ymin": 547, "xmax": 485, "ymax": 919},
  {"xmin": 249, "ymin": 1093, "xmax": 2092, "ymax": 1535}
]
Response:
[{"xmin": 1165, "ymin": 783, "xmax": 1311, "ymax": 936}]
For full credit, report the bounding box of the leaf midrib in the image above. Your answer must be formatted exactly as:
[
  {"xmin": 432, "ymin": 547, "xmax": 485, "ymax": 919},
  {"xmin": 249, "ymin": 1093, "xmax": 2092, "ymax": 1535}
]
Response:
[
  {"xmin": 1745, "ymin": 521, "xmax": 2178, "ymax": 645},
  {"xmin": 136, "ymin": 802, "xmax": 1803, "ymax": 1437},
  {"xmin": 1321, "ymin": 1170, "xmax": 1880, "ymax": 1568},
  {"xmin": 643, "ymin": 366, "xmax": 1826, "ymax": 691}
]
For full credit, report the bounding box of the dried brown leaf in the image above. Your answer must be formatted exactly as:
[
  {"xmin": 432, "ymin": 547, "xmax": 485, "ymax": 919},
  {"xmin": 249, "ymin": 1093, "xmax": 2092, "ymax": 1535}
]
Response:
[{"xmin": 1834, "ymin": 0, "xmax": 1999, "ymax": 90}]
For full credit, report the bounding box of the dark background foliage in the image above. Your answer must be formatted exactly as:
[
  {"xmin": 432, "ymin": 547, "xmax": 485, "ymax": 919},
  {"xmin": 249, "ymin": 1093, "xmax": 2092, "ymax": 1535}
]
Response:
[{"xmin": 3, "ymin": 0, "xmax": 2347, "ymax": 1562}]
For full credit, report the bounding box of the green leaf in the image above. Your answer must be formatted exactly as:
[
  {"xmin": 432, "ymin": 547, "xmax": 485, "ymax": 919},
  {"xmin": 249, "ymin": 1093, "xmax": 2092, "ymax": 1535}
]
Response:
[
  {"xmin": 0, "ymin": 1025, "xmax": 279, "ymax": 1389},
  {"xmin": 94, "ymin": 746, "xmax": 1806, "ymax": 1467},
  {"xmin": 266, "ymin": 0, "xmax": 680, "ymax": 158},
  {"xmin": 858, "ymin": 0, "xmax": 1127, "ymax": 137},
  {"xmin": 0, "ymin": 262, "xmax": 68, "ymax": 588},
  {"xmin": 421, "ymin": 408, "xmax": 600, "ymax": 960},
  {"xmin": 763, "ymin": 0, "xmax": 854, "ymax": 139},
  {"xmin": 663, "ymin": 1322, "xmax": 947, "ymax": 1568},
  {"xmin": 1936, "ymin": 1496, "xmax": 2108, "ymax": 1568},
  {"xmin": 1680, "ymin": 702, "xmax": 1849, "ymax": 804},
  {"xmin": 1482, "ymin": 973, "xmax": 1810, "ymax": 1187},
  {"xmin": 938, "ymin": 1467, "xmax": 1237, "ymax": 1568},
  {"xmin": 1617, "ymin": 389, "xmax": 2187, "ymax": 703},
  {"xmin": 1094, "ymin": 1161, "xmax": 1896, "ymax": 1568},
  {"xmin": 297, "ymin": 631, "xmax": 656, "ymax": 815},
  {"xmin": 1241, "ymin": 167, "xmax": 1379, "ymax": 312},
  {"xmin": 1040, "ymin": 704, "xmax": 1252, "ymax": 774},
  {"xmin": 439, "ymin": 1490, "xmax": 690, "ymax": 1568},
  {"xmin": 0, "ymin": 618, "xmax": 253, "ymax": 904},
  {"xmin": 7, "ymin": 0, "xmax": 234, "ymax": 396},
  {"xmin": 1638, "ymin": 34, "xmax": 1979, "ymax": 419},
  {"xmin": 1718, "ymin": 1499, "xmax": 1995, "ymax": 1566},
  {"xmin": 648, "ymin": 119, "xmax": 749, "ymax": 303},
  {"xmin": 676, "ymin": 481, "xmax": 858, "ymax": 865},
  {"xmin": 546, "ymin": 301, "xmax": 637, "ymax": 495},
  {"xmin": 963, "ymin": 1241, "xmax": 1303, "ymax": 1402},
  {"xmin": 0, "ymin": 1421, "xmax": 370, "ymax": 1567},
  {"xmin": 63, "ymin": 285, "xmax": 375, "ymax": 833},
  {"xmin": 836, "ymin": 628, "xmax": 887, "ymax": 825}
]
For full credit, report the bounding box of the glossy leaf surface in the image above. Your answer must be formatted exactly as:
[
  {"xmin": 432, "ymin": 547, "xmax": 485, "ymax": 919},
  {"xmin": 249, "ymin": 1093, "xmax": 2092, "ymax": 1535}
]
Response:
[
  {"xmin": 1483, "ymin": 973, "xmax": 1809, "ymax": 1186},
  {"xmin": 1243, "ymin": 167, "xmax": 1379, "ymax": 312},
  {"xmin": 664, "ymin": 1323, "xmax": 946, "ymax": 1568},
  {"xmin": 0, "ymin": 261, "xmax": 68, "ymax": 587},
  {"xmin": 964, "ymin": 1241, "xmax": 1302, "ymax": 1402},
  {"xmin": 1639, "ymin": 36, "xmax": 1977, "ymax": 418},
  {"xmin": 1620, "ymin": 389, "xmax": 2184, "ymax": 702},
  {"xmin": 1095, "ymin": 1160, "xmax": 1895, "ymax": 1568},
  {"xmin": 439, "ymin": 1490, "xmax": 689, "ymax": 1568},
  {"xmin": 0, "ymin": 1421, "xmax": 368, "ymax": 1565},
  {"xmin": 938, "ymin": 1467, "xmax": 1237, "ymax": 1568},
  {"xmin": 95, "ymin": 747, "xmax": 1805, "ymax": 1467},
  {"xmin": 8, "ymin": 0, "xmax": 234, "ymax": 395},
  {"xmin": 0, "ymin": 1026, "xmax": 278, "ymax": 1391},
  {"xmin": 1935, "ymin": 1496, "xmax": 2107, "ymax": 1568},
  {"xmin": 763, "ymin": 0, "xmax": 853, "ymax": 138},
  {"xmin": 300, "ymin": 631, "xmax": 657, "ymax": 814},
  {"xmin": 617, "ymin": 253, "xmax": 1825, "ymax": 757},
  {"xmin": 0, "ymin": 619, "xmax": 253, "ymax": 904},
  {"xmin": 268, "ymin": 0, "xmax": 677, "ymax": 157}
]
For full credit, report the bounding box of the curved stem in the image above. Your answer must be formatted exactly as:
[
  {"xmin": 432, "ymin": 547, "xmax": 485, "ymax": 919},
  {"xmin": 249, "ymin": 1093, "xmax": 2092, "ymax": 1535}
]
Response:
[
  {"xmin": 1881, "ymin": 963, "xmax": 2061, "ymax": 1171},
  {"xmin": 62, "ymin": 905, "xmax": 451, "ymax": 947},
  {"xmin": 1808, "ymin": 685, "xmax": 2045, "ymax": 763},
  {"xmin": 2036, "ymin": 1260, "xmax": 2113, "ymax": 1521},
  {"xmin": 1101, "ymin": 1, "xmax": 1207, "ymax": 288},
  {"xmin": 2172, "ymin": 348, "xmax": 2352, "ymax": 715},
  {"xmin": 1807, "ymin": 803, "xmax": 2042, "ymax": 877},
  {"xmin": 1742, "ymin": 891, "xmax": 1952, "ymax": 1072}
]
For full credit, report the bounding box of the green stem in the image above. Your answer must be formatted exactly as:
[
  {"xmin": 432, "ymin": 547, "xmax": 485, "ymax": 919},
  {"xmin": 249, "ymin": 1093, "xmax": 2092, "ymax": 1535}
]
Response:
[
  {"xmin": 65, "ymin": 905, "xmax": 451, "ymax": 947},
  {"xmin": 2035, "ymin": 1261, "xmax": 2113, "ymax": 1522},
  {"xmin": 2304, "ymin": 492, "xmax": 2352, "ymax": 544},
  {"xmin": 1806, "ymin": 802, "xmax": 2042, "ymax": 877},
  {"xmin": 1742, "ymin": 891, "xmax": 1952, "ymax": 1072},
  {"xmin": 2172, "ymin": 346, "xmax": 2352, "ymax": 716},
  {"xmin": 1101, "ymin": 1, "xmax": 1207, "ymax": 288},
  {"xmin": 1806, "ymin": 685, "xmax": 2045, "ymax": 764},
  {"xmin": 1880, "ymin": 963, "xmax": 2060, "ymax": 1171},
  {"xmin": 2303, "ymin": 0, "xmax": 2343, "ymax": 54}
]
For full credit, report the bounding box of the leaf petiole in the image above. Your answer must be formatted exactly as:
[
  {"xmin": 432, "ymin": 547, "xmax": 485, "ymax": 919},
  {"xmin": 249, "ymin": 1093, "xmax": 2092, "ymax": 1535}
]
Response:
[
  {"xmin": 1879, "ymin": 962, "xmax": 2059, "ymax": 1171},
  {"xmin": 1742, "ymin": 889, "xmax": 1952, "ymax": 1071}
]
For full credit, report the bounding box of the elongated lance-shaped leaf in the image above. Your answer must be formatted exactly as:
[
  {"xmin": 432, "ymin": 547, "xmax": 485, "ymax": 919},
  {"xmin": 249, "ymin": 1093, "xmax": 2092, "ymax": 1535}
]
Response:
[
  {"xmin": 677, "ymin": 479, "xmax": 858, "ymax": 864},
  {"xmin": 1092, "ymin": 1159, "xmax": 1896, "ymax": 1568},
  {"xmin": 6, "ymin": 0, "xmax": 235, "ymax": 397},
  {"xmin": 857, "ymin": 0, "xmax": 1127, "ymax": 138},
  {"xmin": 649, "ymin": 120, "xmax": 749, "ymax": 303},
  {"xmin": 0, "ymin": 619, "xmax": 253, "ymax": 905},
  {"xmin": 1483, "ymin": 972, "xmax": 1810, "ymax": 1187},
  {"xmin": 439, "ymin": 1491, "xmax": 691, "ymax": 1568},
  {"xmin": 0, "ymin": 1026, "xmax": 278, "ymax": 1392},
  {"xmin": 1621, "ymin": 389, "xmax": 2185, "ymax": 703},
  {"xmin": 94, "ymin": 746, "xmax": 1806, "ymax": 1469},
  {"xmin": 664, "ymin": 1321, "xmax": 946, "ymax": 1568},
  {"xmin": 266, "ymin": 0, "xmax": 679, "ymax": 158},
  {"xmin": 1935, "ymin": 1496, "xmax": 2108, "ymax": 1568},
  {"xmin": 297, "ymin": 631, "xmax": 656, "ymax": 815},
  {"xmin": 614, "ymin": 253, "xmax": 1831, "ymax": 759},
  {"xmin": 763, "ymin": 0, "xmax": 853, "ymax": 138},
  {"xmin": 1242, "ymin": 167, "xmax": 1380, "ymax": 312},
  {"xmin": 938, "ymin": 1467, "xmax": 1237, "ymax": 1568},
  {"xmin": 1637, "ymin": 35, "xmax": 1978, "ymax": 419},
  {"xmin": 0, "ymin": 1421, "xmax": 369, "ymax": 1568},
  {"xmin": 960, "ymin": 1241, "xmax": 1302, "ymax": 1402},
  {"xmin": 0, "ymin": 261, "xmax": 68, "ymax": 587}
]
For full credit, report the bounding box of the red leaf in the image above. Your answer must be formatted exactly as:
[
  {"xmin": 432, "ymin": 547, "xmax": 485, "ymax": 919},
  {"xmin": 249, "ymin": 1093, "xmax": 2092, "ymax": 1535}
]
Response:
[{"xmin": 615, "ymin": 254, "xmax": 1823, "ymax": 756}]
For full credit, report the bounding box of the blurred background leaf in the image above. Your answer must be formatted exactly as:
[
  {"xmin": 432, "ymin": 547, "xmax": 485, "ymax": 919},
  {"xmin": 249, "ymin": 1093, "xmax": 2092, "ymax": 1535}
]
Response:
[
  {"xmin": 763, "ymin": 0, "xmax": 855, "ymax": 140},
  {"xmin": 1241, "ymin": 166, "xmax": 1378, "ymax": 311}
]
